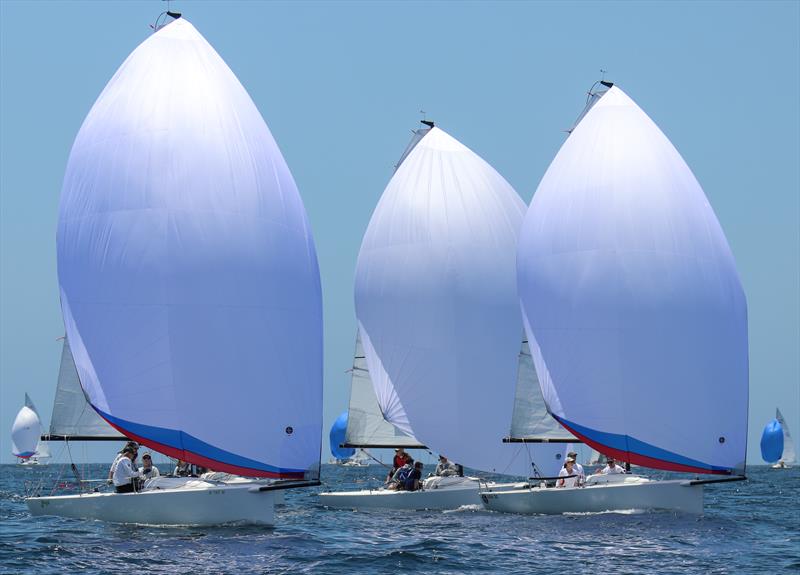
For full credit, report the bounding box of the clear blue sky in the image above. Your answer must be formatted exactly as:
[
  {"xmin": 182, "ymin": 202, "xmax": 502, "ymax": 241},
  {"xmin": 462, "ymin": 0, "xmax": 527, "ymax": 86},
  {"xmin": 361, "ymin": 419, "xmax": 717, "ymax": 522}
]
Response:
[{"xmin": 1, "ymin": 1, "xmax": 797, "ymax": 465}]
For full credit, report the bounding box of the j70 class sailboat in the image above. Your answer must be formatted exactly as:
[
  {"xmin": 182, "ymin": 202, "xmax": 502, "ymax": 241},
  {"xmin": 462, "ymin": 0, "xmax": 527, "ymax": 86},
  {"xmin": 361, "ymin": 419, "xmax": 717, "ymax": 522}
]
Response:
[
  {"xmin": 320, "ymin": 122, "xmax": 567, "ymax": 511},
  {"xmin": 26, "ymin": 13, "xmax": 322, "ymax": 526},
  {"xmin": 481, "ymin": 82, "xmax": 749, "ymax": 515},
  {"xmin": 11, "ymin": 394, "xmax": 51, "ymax": 466}
]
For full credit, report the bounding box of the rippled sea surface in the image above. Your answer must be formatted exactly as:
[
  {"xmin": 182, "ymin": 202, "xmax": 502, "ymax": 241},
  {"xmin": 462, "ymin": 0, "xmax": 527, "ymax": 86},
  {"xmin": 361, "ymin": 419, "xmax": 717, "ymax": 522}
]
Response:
[{"xmin": 1, "ymin": 463, "xmax": 798, "ymax": 574}]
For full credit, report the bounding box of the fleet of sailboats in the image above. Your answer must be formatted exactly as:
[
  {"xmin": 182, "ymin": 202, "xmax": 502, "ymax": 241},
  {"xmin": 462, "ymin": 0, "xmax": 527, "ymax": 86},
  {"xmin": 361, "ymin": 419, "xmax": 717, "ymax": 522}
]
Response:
[{"xmin": 6, "ymin": 9, "xmax": 777, "ymax": 526}]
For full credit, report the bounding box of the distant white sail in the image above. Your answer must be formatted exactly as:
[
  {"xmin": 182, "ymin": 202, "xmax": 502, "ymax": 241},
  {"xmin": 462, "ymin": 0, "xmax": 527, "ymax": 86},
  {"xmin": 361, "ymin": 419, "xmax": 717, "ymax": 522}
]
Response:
[
  {"xmin": 343, "ymin": 330, "xmax": 423, "ymax": 448},
  {"xmin": 356, "ymin": 126, "xmax": 559, "ymax": 477},
  {"xmin": 48, "ymin": 337, "xmax": 125, "ymax": 438},
  {"xmin": 776, "ymin": 409, "xmax": 796, "ymax": 464},
  {"xmin": 11, "ymin": 400, "xmax": 41, "ymax": 458},
  {"xmin": 517, "ymin": 86, "xmax": 748, "ymax": 475},
  {"xmin": 57, "ymin": 19, "xmax": 322, "ymax": 479}
]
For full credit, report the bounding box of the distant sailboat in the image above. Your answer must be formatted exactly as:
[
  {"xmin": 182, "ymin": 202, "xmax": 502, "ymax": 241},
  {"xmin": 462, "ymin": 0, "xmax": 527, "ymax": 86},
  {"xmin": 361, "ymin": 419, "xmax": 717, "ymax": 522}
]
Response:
[
  {"xmin": 12, "ymin": 394, "xmax": 50, "ymax": 465},
  {"xmin": 27, "ymin": 15, "xmax": 322, "ymax": 526},
  {"xmin": 483, "ymin": 83, "xmax": 748, "ymax": 515},
  {"xmin": 762, "ymin": 409, "xmax": 796, "ymax": 469}
]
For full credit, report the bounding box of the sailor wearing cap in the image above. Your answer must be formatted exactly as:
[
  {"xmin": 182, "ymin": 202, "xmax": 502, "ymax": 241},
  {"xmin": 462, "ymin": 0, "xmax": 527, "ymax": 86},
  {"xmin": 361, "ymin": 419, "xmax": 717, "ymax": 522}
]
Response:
[
  {"xmin": 557, "ymin": 456, "xmax": 580, "ymax": 488},
  {"xmin": 108, "ymin": 441, "xmax": 139, "ymax": 482},
  {"xmin": 567, "ymin": 451, "xmax": 585, "ymax": 484},
  {"xmin": 112, "ymin": 446, "xmax": 143, "ymax": 493}
]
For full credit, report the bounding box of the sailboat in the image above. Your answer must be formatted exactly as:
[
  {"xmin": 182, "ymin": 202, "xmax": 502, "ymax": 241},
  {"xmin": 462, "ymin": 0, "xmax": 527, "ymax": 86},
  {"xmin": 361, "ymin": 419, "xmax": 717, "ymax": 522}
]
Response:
[
  {"xmin": 762, "ymin": 409, "xmax": 796, "ymax": 469},
  {"xmin": 320, "ymin": 123, "xmax": 565, "ymax": 511},
  {"xmin": 11, "ymin": 394, "xmax": 50, "ymax": 466},
  {"xmin": 26, "ymin": 14, "xmax": 322, "ymax": 526},
  {"xmin": 482, "ymin": 83, "xmax": 748, "ymax": 515}
]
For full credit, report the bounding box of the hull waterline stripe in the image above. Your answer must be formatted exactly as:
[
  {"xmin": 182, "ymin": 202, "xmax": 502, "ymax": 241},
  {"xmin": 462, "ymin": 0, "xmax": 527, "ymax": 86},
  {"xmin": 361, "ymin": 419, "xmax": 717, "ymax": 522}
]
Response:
[
  {"xmin": 95, "ymin": 409, "xmax": 307, "ymax": 480},
  {"xmin": 554, "ymin": 416, "xmax": 733, "ymax": 475}
]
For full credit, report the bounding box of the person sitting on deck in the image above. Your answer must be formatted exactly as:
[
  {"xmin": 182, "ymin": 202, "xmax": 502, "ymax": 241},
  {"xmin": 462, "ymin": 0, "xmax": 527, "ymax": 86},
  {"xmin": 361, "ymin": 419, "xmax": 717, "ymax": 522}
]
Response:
[
  {"xmin": 388, "ymin": 457, "xmax": 415, "ymax": 490},
  {"xmin": 434, "ymin": 455, "xmax": 457, "ymax": 477},
  {"xmin": 557, "ymin": 457, "xmax": 580, "ymax": 488},
  {"xmin": 139, "ymin": 453, "xmax": 160, "ymax": 480},
  {"xmin": 566, "ymin": 451, "xmax": 585, "ymax": 484},
  {"xmin": 599, "ymin": 456, "xmax": 626, "ymax": 475},
  {"xmin": 404, "ymin": 461, "xmax": 424, "ymax": 492},
  {"xmin": 173, "ymin": 459, "xmax": 191, "ymax": 477},
  {"xmin": 108, "ymin": 441, "xmax": 139, "ymax": 482},
  {"xmin": 385, "ymin": 448, "xmax": 411, "ymax": 483},
  {"xmin": 113, "ymin": 447, "xmax": 142, "ymax": 493}
]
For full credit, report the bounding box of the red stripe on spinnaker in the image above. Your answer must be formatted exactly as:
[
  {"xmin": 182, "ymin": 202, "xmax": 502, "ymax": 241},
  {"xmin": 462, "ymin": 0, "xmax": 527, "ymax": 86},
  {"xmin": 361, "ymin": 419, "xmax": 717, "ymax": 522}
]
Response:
[
  {"xmin": 100, "ymin": 416, "xmax": 306, "ymax": 480},
  {"xmin": 558, "ymin": 419, "xmax": 731, "ymax": 476}
]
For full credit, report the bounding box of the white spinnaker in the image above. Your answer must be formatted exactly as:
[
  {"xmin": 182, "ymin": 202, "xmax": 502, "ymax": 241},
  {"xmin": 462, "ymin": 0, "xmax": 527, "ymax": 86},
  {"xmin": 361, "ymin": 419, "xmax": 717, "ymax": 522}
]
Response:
[
  {"xmin": 11, "ymin": 405, "xmax": 41, "ymax": 458},
  {"xmin": 49, "ymin": 337, "xmax": 124, "ymax": 438},
  {"xmin": 356, "ymin": 126, "xmax": 546, "ymax": 477},
  {"xmin": 56, "ymin": 19, "xmax": 322, "ymax": 478},
  {"xmin": 776, "ymin": 409, "xmax": 796, "ymax": 464},
  {"xmin": 517, "ymin": 86, "xmax": 748, "ymax": 474},
  {"xmin": 343, "ymin": 330, "xmax": 423, "ymax": 448}
]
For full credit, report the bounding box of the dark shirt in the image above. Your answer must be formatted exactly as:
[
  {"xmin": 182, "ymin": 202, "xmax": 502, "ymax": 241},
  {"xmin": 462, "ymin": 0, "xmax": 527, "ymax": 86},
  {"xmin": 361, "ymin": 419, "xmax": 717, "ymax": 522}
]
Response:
[{"xmin": 404, "ymin": 468, "xmax": 422, "ymax": 492}]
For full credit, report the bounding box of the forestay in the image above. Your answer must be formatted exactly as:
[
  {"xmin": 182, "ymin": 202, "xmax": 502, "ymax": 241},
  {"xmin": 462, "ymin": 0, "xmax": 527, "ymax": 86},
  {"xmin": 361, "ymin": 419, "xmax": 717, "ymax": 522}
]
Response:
[
  {"xmin": 343, "ymin": 330, "xmax": 423, "ymax": 448},
  {"xmin": 517, "ymin": 86, "xmax": 748, "ymax": 475},
  {"xmin": 56, "ymin": 19, "xmax": 322, "ymax": 479},
  {"xmin": 356, "ymin": 126, "xmax": 554, "ymax": 477},
  {"xmin": 48, "ymin": 337, "xmax": 125, "ymax": 439}
]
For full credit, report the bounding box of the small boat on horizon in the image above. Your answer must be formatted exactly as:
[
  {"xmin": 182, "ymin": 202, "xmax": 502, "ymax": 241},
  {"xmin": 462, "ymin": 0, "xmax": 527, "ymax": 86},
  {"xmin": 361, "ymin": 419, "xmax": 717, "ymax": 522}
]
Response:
[{"xmin": 761, "ymin": 408, "xmax": 796, "ymax": 469}]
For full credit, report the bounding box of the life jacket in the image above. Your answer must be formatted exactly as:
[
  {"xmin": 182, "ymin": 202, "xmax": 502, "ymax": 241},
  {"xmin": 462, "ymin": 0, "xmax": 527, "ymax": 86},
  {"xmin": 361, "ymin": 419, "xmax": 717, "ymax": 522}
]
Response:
[{"xmin": 396, "ymin": 465, "xmax": 413, "ymax": 483}]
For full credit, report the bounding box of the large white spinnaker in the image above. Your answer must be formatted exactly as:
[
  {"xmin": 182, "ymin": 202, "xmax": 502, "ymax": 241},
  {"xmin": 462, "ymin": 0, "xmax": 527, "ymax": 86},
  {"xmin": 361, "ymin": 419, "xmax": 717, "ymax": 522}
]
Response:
[
  {"xmin": 776, "ymin": 409, "xmax": 797, "ymax": 464},
  {"xmin": 356, "ymin": 126, "xmax": 549, "ymax": 477},
  {"xmin": 11, "ymin": 396, "xmax": 42, "ymax": 458},
  {"xmin": 517, "ymin": 86, "xmax": 748, "ymax": 475},
  {"xmin": 56, "ymin": 19, "xmax": 322, "ymax": 479}
]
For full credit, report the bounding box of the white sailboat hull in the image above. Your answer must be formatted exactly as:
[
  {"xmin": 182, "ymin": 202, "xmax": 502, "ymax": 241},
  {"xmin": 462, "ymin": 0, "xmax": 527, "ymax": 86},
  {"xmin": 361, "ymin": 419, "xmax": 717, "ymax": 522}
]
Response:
[
  {"xmin": 27, "ymin": 479, "xmax": 276, "ymax": 526},
  {"xmin": 481, "ymin": 475, "xmax": 704, "ymax": 515},
  {"xmin": 320, "ymin": 476, "xmax": 505, "ymax": 510}
]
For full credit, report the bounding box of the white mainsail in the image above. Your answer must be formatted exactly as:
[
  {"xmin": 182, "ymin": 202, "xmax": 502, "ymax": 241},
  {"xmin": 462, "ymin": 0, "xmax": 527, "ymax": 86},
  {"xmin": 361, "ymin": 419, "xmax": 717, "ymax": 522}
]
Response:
[
  {"xmin": 517, "ymin": 86, "xmax": 748, "ymax": 475},
  {"xmin": 56, "ymin": 19, "xmax": 322, "ymax": 479},
  {"xmin": 343, "ymin": 330, "xmax": 423, "ymax": 448},
  {"xmin": 508, "ymin": 338, "xmax": 577, "ymax": 442},
  {"xmin": 776, "ymin": 408, "xmax": 797, "ymax": 464},
  {"xmin": 356, "ymin": 126, "xmax": 562, "ymax": 477},
  {"xmin": 48, "ymin": 337, "xmax": 125, "ymax": 439}
]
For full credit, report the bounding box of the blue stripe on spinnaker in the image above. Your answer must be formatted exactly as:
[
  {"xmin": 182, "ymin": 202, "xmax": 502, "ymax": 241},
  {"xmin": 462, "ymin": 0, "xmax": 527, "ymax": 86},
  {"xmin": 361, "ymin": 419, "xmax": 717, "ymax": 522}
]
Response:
[
  {"xmin": 96, "ymin": 408, "xmax": 305, "ymax": 476},
  {"xmin": 554, "ymin": 415, "xmax": 733, "ymax": 473}
]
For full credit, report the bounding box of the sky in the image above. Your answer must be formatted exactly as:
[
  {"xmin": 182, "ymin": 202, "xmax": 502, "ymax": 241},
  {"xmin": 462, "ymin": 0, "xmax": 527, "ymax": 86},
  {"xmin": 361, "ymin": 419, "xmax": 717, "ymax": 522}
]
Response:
[{"xmin": 0, "ymin": 0, "xmax": 797, "ymax": 465}]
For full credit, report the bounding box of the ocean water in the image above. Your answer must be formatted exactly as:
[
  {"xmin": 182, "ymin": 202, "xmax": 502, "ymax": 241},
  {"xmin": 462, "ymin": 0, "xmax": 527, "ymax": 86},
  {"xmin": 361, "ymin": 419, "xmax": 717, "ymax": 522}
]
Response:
[{"xmin": 1, "ymin": 463, "xmax": 797, "ymax": 575}]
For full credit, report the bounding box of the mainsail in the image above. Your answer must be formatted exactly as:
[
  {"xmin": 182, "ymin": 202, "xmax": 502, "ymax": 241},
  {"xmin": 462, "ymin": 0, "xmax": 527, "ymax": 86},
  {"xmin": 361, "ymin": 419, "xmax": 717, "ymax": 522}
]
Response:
[
  {"xmin": 343, "ymin": 330, "xmax": 424, "ymax": 448},
  {"xmin": 47, "ymin": 337, "xmax": 124, "ymax": 440},
  {"xmin": 56, "ymin": 19, "xmax": 322, "ymax": 479},
  {"xmin": 776, "ymin": 408, "xmax": 797, "ymax": 464},
  {"xmin": 356, "ymin": 126, "xmax": 562, "ymax": 477},
  {"xmin": 517, "ymin": 86, "xmax": 748, "ymax": 475}
]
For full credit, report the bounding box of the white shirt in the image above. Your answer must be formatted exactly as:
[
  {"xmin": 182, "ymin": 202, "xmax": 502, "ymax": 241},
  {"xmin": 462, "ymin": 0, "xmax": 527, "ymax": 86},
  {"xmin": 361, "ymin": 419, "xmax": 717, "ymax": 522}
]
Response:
[
  {"xmin": 599, "ymin": 464, "xmax": 626, "ymax": 475},
  {"xmin": 574, "ymin": 462, "xmax": 586, "ymax": 482},
  {"xmin": 109, "ymin": 453, "xmax": 125, "ymax": 478},
  {"xmin": 558, "ymin": 466, "xmax": 579, "ymax": 487},
  {"xmin": 113, "ymin": 456, "xmax": 141, "ymax": 486},
  {"xmin": 139, "ymin": 465, "xmax": 160, "ymax": 479}
]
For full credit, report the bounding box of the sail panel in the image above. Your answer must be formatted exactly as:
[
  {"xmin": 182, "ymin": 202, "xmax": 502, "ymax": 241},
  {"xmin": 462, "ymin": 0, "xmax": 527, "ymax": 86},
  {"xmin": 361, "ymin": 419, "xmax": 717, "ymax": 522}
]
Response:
[
  {"xmin": 517, "ymin": 86, "xmax": 748, "ymax": 475},
  {"xmin": 355, "ymin": 126, "xmax": 536, "ymax": 476},
  {"xmin": 49, "ymin": 337, "xmax": 125, "ymax": 438},
  {"xmin": 343, "ymin": 330, "xmax": 423, "ymax": 447},
  {"xmin": 509, "ymin": 338, "xmax": 577, "ymax": 441},
  {"xmin": 56, "ymin": 19, "xmax": 322, "ymax": 479},
  {"xmin": 776, "ymin": 408, "xmax": 796, "ymax": 464}
]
